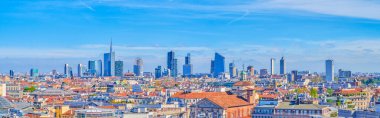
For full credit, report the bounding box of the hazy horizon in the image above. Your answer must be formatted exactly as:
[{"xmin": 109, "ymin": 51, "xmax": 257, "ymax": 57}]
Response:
[{"xmin": 1, "ymin": 0, "xmax": 380, "ymax": 73}]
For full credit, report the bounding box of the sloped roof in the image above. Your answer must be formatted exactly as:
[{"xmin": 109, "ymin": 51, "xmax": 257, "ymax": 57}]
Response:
[
  {"xmin": 206, "ymin": 95, "xmax": 252, "ymax": 108},
  {"xmin": 171, "ymin": 92, "xmax": 228, "ymax": 99},
  {"xmin": 233, "ymin": 81, "xmax": 254, "ymax": 86}
]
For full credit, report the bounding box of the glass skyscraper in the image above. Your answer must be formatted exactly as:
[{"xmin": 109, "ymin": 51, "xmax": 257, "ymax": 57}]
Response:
[
  {"xmin": 88, "ymin": 60, "xmax": 102, "ymax": 77},
  {"xmin": 229, "ymin": 62, "xmax": 237, "ymax": 78},
  {"xmin": 212, "ymin": 53, "xmax": 225, "ymax": 77},
  {"xmin": 270, "ymin": 58, "xmax": 275, "ymax": 75},
  {"xmin": 77, "ymin": 64, "xmax": 85, "ymax": 77},
  {"xmin": 30, "ymin": 68, "xmax": 38, "ymax": 77},
  {"xmin": 133, "ymin": 58, "xmax": 144, "ymax": 76},
  {"xmin": 115, "ymin": 61, "xmax": 123, "ymax": 77},
  {"xmin": 9, "ymin": 70, "xmax": 14, "ymax": 78},
  {"xmin": 325, "ymin": 59, "xmax": 334, "ymax": 82},
  {"xmin": 155, "ymin": 66, "xmax": 162, "ymax": 79},
  {"xmin": 64, "ymin": 64, "xmax": 70, "ymax": 77},
  {"xmin": 183, "ymin": 53, "xmax": 192, "ymax": 77},
  {"xmin": 167, "ymin": 51, "xmax": 178, "ymax": 77},
  {"xmin": 104, "ymin": 41, "xmax": 115, "ymax": 76},
  {"xmin": 280, "ymin": 57, "xmax": 286, "ymax": 75}
]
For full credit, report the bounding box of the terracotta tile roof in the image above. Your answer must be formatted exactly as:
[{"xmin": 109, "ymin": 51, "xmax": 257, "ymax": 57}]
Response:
[
  {"xmin": 206, "ymin": 95, "xmax": 252, "ymax": 108},
  {"xmin": 62, "ymin": 110, "xmax": 75, "ymax": 115},
  {"xmin": 233, "ymin": 81, "xmax": 254, "ymax": 86},
  {"xmin": 340, "ymin": 88, "xmax": 362, "ymax": 95},
  {"xmin": 171, "ymin": 92, "xmax": 228, "ymax": 99}
]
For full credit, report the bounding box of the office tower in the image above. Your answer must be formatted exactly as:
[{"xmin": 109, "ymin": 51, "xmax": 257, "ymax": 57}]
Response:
[
  {"xmin": 167, "ymin": 51, "xmax": 178, "ymax": 77},
  {"xmin": 115, "ymin": 61, "xmax": 124, "ymax": 77},
  {"xmin": 287, "ymin": 74, "xmax": 294, "ymax": 83},
  {"xmin": 88, "ymin": 60, "xmax": 102, "ymax": 77},
  {"xmin": 164, "ymin": 68, "xmax": 171, "ymax": 77},
  {"xmin": 280, "ymin": 57, "xmax": 286, "ymax": 75},
  {"xmin": 270, "ymin": 58, "xmax": 275, "ymax": 75},
  {"xmin": 212, "ymin": 53, "xmax": 225, "ymax": 77},
  {"xmin": 9, "ymin": 70, "xmax": 14, "ymax": 78},
  {"xmin": 133, "ymin": 58, "xmax": 144, "ymax": 76},
  {"xmin": 104, "ymin": 41, "xmax": 115, "ymax": 76},
  {"xmin": 338, "ymin": 69, "xmax": 352, "ymax": 78},
  {"xmin": 77, "ymin": 64, "xmax": 84, "ymax": 77},
  {"xmin": 183, "ymin": 53, "xmax": 193, "ymax": 77},
  {"xmin": 325, "ymin": 59, "xmax": 334, "ymax": 82},
  {"xmin": 291, "ymin": 70, "xmax": 298, "ymax": 81},
  {"xmin": 247, "ymin": 66, "xmax": 254, "ymax": 76},
  {"xmin": 96, "ymin": 60, "xmax": 103, "ymax": 76},
  {"xmin": 88, "ymin": 60, "xmax": 96, "ymax": 76},
  {"xmin": 260, "ymin": 69, "xmax": 268, "ymax": 77},
  {"xmin": 52, "ymin": 69, "xmax": 57, "ymax": 75},
  {"xmin": 69, "ymin": 67, "xmax": 73, "ymax": 77},
  {"xmin": 155, "ymin": 66, "xmax": 162, "ymax": 79},
  {"xmin": 229, "ymin": 62, "xmax": 237, "ymax": 78},
  {"xmin": 30, "ymin": 68, "xmax": 39, "ymax": 77},
  {"xmin": 64, "ymin": 64, "xmax": 70, "ymax": 77}
]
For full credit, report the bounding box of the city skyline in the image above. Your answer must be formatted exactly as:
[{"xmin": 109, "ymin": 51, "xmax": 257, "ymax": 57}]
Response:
[{"xmin": 1, "ymin": 1, "xmax": 380, "ymax": 73}]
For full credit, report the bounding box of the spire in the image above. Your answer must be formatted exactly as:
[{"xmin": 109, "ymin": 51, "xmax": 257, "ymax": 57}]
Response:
[{"xmin": 110, "ymin": 38, "xmax": 113, "ymax": 53}]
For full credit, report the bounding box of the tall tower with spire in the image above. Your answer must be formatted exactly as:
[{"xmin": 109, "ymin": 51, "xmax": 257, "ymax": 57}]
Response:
[{"xmin": 104, "ymin": 39, "xmax": 115, "ymax": 76}]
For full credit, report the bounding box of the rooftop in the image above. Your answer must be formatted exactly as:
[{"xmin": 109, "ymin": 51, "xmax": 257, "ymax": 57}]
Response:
[
  {"xmin": 276, "ymin": 102, "xmax": 326, "ymax": 110},
  {"xmin": 171, "ymin": 92, "xmax": 228, "ymax": 99},
  {"xmin": 206, "ymin": 95, "xmax": 252, "ymax": 108}
]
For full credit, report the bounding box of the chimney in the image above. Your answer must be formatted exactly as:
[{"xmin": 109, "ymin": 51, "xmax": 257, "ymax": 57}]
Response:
[{"xmin": 246, "ymin": 89, "xmax": 255, "ymax": 104}]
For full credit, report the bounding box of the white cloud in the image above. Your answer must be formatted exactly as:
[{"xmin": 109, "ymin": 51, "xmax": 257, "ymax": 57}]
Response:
[
  {"xmin": 259, "ymin": 0, "xmax": 380, "ymax": 20},
  {"xmin": 80, "ymin": 44, "xmax": 212, "ymax": 51}
]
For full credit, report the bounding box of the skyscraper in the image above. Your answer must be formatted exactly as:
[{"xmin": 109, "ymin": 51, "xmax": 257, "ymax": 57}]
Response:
[
  {"xmin": 104, "ymin": 41, "xmax": 115, "ymax": 76},
  {"xmin": 247, "ymin": 66, "xmax": 254, "ymax": 76},
  {"xmin": 270, "ymin": 58, "xmax": 275, "ymax": 75},
  {"xmin": 68, "ymin": 67, "xmax": 73, "ymax": 78},
  {"xmin": 77, "ymin": 64, "xmax": 84, "ymax": 77},
  {"xmin": 133, "ymin": 58, "xmax": 144, "ymax": 76},
  {"xmin": 325, "ymin": 59, "xmax": 334, "ymax": 82},
  {"xmin": 212, "ymin": 53, "xmax": 225, "ymax": 77},
  {"xmin": 338, "ymin": 69, "xmax": 352, "ymax": 78},
  {"xmin": 88, "ymin": 60, "xmax": 102, "ymax": 77},
  {"xmin": 260, "ymin": 69, "xmax": 268, "ymax": 77},
  {"xmin": 64, "ymin": 64, "xmax": 70, "ymax": 77},
  {"xmin": 280, "ymin": 57, "xmax": 286, "ymax": 75},
  {"xmin": 167, "ymin": 51, "xmax": 178, "ymax": 77},
  {"xmin": 183, "ymin": 53, "xmax": 193, "ymax": 77},
  {"xmin": 115, "ymin": 61, "xmax": 124, "ymax": 77},
  {"xmin": 30, "ymin": 68, "xmax": 39, "ymax": 77},
  {"xmin": 291, "ymin": 70, "xmax": 298, "ymax": 81},
  {"xmin": 155, "ymin": 66, "xmax": 162, "ymax": 79},
  {"xmin": 9, "ymin": 70, "xmax": 14, "ymax": 78},
  {"xmin": 229, "ymin": 62, "xmax": 237, "ymax": 78}
]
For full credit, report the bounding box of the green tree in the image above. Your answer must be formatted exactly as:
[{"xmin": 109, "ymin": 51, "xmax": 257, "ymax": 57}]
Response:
[
  {"xmin": 327, "ymin": 88, "xmax": 334, "ymax": 96},
  {"xmin": 310, "ymin": 88, "xmax": 318, "ymax": 98},
  {"xmin": 23, "ymin": 86, "xmax": 36, "ymax": 92}
]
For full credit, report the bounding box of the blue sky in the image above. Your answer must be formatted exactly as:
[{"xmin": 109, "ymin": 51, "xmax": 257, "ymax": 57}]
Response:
[{"xmin": 1, "ymin": 0, "xmax": 380, "ymax": 74}]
